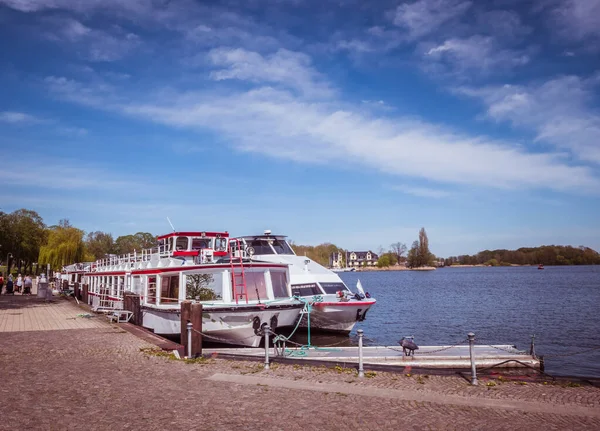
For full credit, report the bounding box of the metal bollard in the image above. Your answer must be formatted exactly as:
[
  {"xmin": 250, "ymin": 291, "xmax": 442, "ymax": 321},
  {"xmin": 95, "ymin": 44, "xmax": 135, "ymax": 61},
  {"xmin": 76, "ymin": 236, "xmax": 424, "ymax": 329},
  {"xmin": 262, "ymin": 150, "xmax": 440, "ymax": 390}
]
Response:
[
  {"xmin": 468, "ymin": 332, "xmax": 478, "ymax": 386},
  {"xmin": 264, "ymin": 325, "xmax": 271, "ymax": 370},
  {"xmin": 357, "ymin": 329, "xmax": 365, "ymax": 378},
  {"xmin": 530, "ymin": 334, "xmax": 536, "ymax": 357},
  {"xmin": 187, "ymin": 321, "xmax": 193, "ymax": 358}
]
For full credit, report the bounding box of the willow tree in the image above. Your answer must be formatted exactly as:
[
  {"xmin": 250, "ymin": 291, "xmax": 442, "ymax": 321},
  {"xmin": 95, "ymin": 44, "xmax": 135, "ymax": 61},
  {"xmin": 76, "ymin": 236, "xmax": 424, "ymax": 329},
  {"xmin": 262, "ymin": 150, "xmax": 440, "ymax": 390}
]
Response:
[{"xmin": 38, "ymin": 220, "xmax": 86, "ymax": 270}]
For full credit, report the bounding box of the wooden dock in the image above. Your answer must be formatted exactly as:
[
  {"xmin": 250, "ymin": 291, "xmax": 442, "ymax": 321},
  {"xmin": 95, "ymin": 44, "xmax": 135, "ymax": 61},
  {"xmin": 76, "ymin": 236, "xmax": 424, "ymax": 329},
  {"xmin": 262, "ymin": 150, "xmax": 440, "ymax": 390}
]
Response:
[{"xmin": 204, "ymin": 344, "xmax": 540, "ymax": 370}]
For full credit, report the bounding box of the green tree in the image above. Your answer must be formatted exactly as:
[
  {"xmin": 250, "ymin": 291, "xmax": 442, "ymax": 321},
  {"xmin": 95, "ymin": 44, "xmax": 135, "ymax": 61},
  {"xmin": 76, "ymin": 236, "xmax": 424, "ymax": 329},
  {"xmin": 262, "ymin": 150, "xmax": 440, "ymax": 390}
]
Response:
[
  {"xmin": 0, "ymin": 209, "xmax": 46, "ymax": 274},
  {"xmin": 417, "ymin": 227, "xmax": 434, "ymax": 267},
  {"xmin": 38, "ymin": 220, "xmax": 85, "ymax": 270},
  {"xmin": 114, "ymin": 232, "xmax": 156, "ymax": 255},
  {"xmin": 407, "ymin": 240, "xmax": 419, "ymax": 268},
  {"xmin": 390, "ymin": 242, "xmax": 407, "ymax": 264},
  {"xmin": 85, "ymin": 231, "xmax": 116, "ymax": 260}
]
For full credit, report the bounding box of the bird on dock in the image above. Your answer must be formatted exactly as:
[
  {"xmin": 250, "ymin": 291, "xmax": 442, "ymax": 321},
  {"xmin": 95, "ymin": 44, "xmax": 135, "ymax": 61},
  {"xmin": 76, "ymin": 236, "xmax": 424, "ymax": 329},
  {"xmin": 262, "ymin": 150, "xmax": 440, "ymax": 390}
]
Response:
[{"xmin": 399, "ymin": 337, "xmax": 419, "ymax": 357}]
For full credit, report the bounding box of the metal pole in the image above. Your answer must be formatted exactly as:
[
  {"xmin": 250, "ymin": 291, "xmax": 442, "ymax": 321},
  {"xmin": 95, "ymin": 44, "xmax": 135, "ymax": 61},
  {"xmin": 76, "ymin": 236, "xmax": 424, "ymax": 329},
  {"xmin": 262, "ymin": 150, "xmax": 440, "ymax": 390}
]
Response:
[
  {"xmin": 468, "ymin": 332, "xmax": 477, "ymax": 386},
  {"xmin": 264, "ymin": 325, "xmax": 271, "ymax": 370},
  {"xmin": 187, "ymin": 321, "xmax": 193, "ymax": 358},
  {"xmin": 530, "ymin": 334, "xmax": 536, "ymax": 357},
  {"xmin": 357, "ymin": 329, "xmax": 364, "ymax": 378}
]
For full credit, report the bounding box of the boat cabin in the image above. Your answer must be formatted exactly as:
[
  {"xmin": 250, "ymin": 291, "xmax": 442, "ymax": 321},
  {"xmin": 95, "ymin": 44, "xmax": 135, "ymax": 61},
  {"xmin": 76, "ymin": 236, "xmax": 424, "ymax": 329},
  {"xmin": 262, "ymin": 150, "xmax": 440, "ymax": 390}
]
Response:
[
  {"xmin": 157, "ymin": 231, "xmax": 229, "ymax": 264},
  {"xmin": 231, "ymin": 231, "xmax": 295, "ymax": 258}
]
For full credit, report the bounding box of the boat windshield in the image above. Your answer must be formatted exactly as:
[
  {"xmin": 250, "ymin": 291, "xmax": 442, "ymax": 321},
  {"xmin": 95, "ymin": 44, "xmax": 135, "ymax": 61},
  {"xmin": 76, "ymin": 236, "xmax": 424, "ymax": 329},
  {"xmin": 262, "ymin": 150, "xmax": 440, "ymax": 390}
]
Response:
[
  {"xmin": 247, "ymin": 239, "xmax": 295, "ymax": 255},
  {"xmin": 319, "ymin": 282, "xmax": 351, "ymax": 294}
]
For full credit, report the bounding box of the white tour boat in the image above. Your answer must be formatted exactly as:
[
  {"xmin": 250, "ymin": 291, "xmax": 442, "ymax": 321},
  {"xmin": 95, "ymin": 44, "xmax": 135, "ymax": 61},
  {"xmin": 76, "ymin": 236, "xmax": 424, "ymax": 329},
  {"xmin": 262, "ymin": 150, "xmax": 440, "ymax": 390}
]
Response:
[
  {"xmin": 231, "ymin": 231, "xmax": 376, "ymax": 333},
  {"xmin": 78, "ymin": 231, "xmax": 304, "ymax": 347}
]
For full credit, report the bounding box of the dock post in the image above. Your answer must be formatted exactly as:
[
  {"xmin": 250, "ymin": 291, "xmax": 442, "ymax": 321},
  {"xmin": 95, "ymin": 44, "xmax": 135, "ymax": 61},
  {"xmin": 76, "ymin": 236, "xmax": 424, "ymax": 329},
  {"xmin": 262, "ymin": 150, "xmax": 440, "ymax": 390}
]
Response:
[
  {"xmin": 190, "ymin": 303, "xmax": 203, "ymax": 357},
  {"xmin": 468, "ymin": 332, "xmax": 478, "ymax": 386},
  {"xmin": 264, "ymin": 325, "xmax": 271, "ymax": 370},
  {"xmin": 187, "ymin": 322, "xmax": 193, "ymax": 358},
  {"xmin": 357, "ymin": 329, "xmax": 364, "ymax": 378},
  {"xmin": 530, "ymin": 334, "xmax": 536, "ymax": 357},
  {"xmin": 180, "ymin": 301, "xmax": 192, "ymax": 356}
]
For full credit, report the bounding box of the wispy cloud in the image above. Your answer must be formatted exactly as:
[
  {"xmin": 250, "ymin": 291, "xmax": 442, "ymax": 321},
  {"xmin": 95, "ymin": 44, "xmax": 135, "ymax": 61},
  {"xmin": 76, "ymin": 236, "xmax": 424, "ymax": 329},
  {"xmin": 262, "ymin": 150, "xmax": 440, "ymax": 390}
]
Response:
[
  {"xmin": 422, "ymin": 35, "xmax": 530, "ymax": 76},
  {"xmin": 456, "ymin": 74, "xmax": 600, "ymax": 164},
  {"xmin": 550, "ymin": 0, "xmax": 600, "ymax": 48},
  {"xmin": 392, "ymin": 0, "xmax": 472, "ymax": 40},
  {"xmin": 0, "ymin": 111, "xmax": 42, "ymax": 124},
  {"xmin": 44, "ymin": 67, "xmax": 600, "ymax": 193},
  {"xmin": 390, "ymin": 185, "xmax": 453, "ymax": 198},
  {"xmin": 44, "ymin": 18, "xmax": 141, "ymax": 62},
  {"xmin": 207, "ymin": 48, "xmax": 333, "ymax": 98}
]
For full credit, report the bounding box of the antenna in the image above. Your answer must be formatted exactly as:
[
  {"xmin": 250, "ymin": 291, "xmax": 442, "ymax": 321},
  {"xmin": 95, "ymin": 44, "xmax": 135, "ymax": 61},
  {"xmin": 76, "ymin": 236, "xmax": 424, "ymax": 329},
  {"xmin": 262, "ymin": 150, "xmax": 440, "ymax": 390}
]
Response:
[{"xmin": 166, "ymin": 217, "xmax": 176, "ymax": 232}]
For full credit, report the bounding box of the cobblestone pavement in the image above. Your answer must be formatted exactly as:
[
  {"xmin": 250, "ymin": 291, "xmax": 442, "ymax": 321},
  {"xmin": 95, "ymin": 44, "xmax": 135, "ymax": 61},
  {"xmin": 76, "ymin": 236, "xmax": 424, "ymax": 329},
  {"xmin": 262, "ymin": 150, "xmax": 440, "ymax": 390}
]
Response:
[
  {"xmin": 1, "ymin": 298, "xmax": 600, "ymax": 430},
  {"xmin": 0, "ymin": 295, "xmax": 105, "ymax": 332}
]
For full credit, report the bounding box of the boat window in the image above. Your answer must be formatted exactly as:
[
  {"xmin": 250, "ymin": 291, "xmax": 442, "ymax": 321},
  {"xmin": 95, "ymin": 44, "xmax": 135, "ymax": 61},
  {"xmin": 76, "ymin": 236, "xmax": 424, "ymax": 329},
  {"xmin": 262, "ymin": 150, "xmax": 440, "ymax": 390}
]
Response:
[
  {"xmin": 215, "ymin": 237, "xmax": 227, "ymax": 251},
  {"xmin": 271, "ymin": 239, "xmax": 295, "ymax": 255},
  {"xmin": 176, "ymin": 237, "xmax": 189, "ymax": 251},
  {"xmin": 186, "ymin": 273, "xmax": 222, "ymax": 301},
  {"xmin": 319, "ymin": 282, "xmax": 350, "ymax": 294},
  {"xmin": 147, "ymin": 276, "xmax": 157, "ymax": 304},
  {"xmin": 191, "ymin": 238, "xmax": 211, "ymax": 250},
  {"xmin": 160, "ymin": 275, "xmax": 179, "ymax": 303},
  {"xmin": 245, "ymin": 272, "xmax": 268, "ymax": 301},
  {"xmin": 249, "ymin": 240, "xmax": 275, "ymax": 255},
  {"xmin": 291, "ymin": 283, "xmax": 321, "ymax": 297},
  {"xmin": 132, "ymin": 276, "xmax": 141, "ymax": 295},
  {"xmin": 270, "ymin": 271, "xmax": 288, "ymax": 298}
]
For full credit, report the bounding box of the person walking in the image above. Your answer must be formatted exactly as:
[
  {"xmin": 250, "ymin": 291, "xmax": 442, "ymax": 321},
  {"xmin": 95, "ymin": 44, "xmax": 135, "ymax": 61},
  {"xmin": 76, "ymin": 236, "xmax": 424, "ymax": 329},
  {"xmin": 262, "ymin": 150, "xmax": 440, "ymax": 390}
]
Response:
[
  {"xmin": 16, "ymin": 274, "xmax": 23, "ymax": 294},
  {"xmin": 23, "ymin": 275, "xmax": 33, "ymax": 295},
  {"xmin": 6, "ymin": 274, "xmax": 14, "ymax": 295},
  {"xmin": 0, "ymin": 272, "xmax": 4, "ymax": 294}
]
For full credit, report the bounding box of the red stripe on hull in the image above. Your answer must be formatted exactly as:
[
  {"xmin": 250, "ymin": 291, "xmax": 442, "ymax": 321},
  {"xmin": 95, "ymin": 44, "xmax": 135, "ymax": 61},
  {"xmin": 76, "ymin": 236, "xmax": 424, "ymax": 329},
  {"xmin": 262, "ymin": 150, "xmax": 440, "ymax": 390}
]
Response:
[{"xmin": 313, "ymin": 301, "xmax": 376, "ymax": 307}]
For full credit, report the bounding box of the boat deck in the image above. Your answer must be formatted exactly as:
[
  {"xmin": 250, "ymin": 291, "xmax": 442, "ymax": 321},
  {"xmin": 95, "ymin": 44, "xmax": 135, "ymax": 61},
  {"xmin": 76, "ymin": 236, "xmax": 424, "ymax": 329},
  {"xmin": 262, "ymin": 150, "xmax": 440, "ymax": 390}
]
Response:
[{"xmin": 205, "ymin": 344, "xmax": 540, "ymax": 369}]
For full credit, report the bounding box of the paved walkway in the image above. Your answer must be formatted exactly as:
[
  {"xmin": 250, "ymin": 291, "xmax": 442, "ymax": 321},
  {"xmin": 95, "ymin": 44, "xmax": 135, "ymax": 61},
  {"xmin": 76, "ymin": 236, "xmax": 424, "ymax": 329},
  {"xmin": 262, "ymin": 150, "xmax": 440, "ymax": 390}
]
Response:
[
  {"xmin": 1, "ymin": 296, "xmax": 599, "ymax": 430},
  {"xmin": 0, "ymin": 295, "xmax": 105, "ymax": 332}
]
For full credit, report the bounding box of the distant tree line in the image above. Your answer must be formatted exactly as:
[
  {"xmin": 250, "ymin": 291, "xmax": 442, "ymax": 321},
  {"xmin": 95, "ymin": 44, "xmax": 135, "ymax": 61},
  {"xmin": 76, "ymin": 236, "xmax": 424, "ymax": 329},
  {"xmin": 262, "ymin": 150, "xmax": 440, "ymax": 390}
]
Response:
[
  {"xmin": 0, "ymin": 208, "xmax": 157, "ymax": 274},
  {"xmin": 445, "ymin": 245, "xmax": 600, "ymax": 266}
]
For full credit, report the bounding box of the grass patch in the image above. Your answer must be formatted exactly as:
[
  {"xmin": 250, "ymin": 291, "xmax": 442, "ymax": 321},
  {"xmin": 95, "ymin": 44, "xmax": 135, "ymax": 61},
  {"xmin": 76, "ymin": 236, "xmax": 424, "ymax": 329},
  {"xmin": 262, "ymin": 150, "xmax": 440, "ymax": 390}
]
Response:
[{"xmin": 139, "ymin": 347, "xmax": 177, "ymax": 360}]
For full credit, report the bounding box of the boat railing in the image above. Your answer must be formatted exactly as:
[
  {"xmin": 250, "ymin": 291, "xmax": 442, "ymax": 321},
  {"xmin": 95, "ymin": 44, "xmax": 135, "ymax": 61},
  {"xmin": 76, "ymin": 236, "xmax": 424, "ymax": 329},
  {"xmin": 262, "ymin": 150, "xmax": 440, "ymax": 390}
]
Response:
[{"xmin": 92, "ymin": 245, "xmax": 174, "ymax": 271}]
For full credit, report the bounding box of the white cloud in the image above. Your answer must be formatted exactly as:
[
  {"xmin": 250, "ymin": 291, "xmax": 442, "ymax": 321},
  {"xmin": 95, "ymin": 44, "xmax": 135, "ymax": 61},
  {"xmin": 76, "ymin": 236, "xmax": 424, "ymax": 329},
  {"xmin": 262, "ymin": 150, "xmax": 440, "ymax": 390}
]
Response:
[
  {"xmin": 44, "ymin": 73, "xmax": 600, "ymax": 193},
  {"xmin": 207, "ymin": 48, "xmax": 333, "ymax": 98},
  {"xmin": 45, "ymin": 18, "xmax": 141, "ymax": 62},
  {"xmin": 423, "ymin": 35, "xmax": 530, "ymax": 76},
  {"xmin": 391, "ymin": 185, "xmax": 452, "ymax": 198},
  {"xmin": 0, "ymin": 111, "xmax": 41, "ymax": 123},
  {"xmin": 456, "ymin": 75, "xmax": 600, "ymax": 164},
  {"xmin": 552, "ymin": 0, "xmax": 600, "ymax": 47},
  {"xmin": 392, "ymin": 0, "xmax": 472, "ymax": 39}
]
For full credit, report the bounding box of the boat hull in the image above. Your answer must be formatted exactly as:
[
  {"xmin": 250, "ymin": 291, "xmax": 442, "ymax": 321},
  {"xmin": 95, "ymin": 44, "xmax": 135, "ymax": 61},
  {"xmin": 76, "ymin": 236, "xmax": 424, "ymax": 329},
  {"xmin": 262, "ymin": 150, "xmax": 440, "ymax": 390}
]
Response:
[
  {"xmin": 142, "ymin": 303, "xmax": 303, "ymax": 347},
  {"xmin": 300, "ymin": 300, "xmax": 376, "ymax": 333}
]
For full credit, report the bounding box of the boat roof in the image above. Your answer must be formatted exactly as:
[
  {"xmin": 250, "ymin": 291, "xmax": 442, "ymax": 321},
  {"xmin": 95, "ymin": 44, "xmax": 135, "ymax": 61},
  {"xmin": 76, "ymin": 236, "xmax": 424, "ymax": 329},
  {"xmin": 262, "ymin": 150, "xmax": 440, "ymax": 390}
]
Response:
[
  {"xmin": 237, "ymin": 234, "xmax": 288, "ymax": 240},
  {"xmin": 157, "ymin": 231, "xmax": 229, "ymax": 240}
]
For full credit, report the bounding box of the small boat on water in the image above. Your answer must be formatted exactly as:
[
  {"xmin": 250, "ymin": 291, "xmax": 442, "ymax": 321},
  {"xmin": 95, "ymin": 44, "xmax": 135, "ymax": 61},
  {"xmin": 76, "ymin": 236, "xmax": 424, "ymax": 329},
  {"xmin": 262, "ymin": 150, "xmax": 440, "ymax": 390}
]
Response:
[
  {"xmin": 67, "ymin": 231, "xmax": 304, "ymax": 347},
  {"xmin": 538, "ymin": 264, "xmax": 544, "ymax": 270},
  {"xmin": 231, "ymin": 231, "xmax": 376, "ymax": 333},
  {"xmin": 330, "ymin": 267, "xmax": 356, "ymax": 273}
]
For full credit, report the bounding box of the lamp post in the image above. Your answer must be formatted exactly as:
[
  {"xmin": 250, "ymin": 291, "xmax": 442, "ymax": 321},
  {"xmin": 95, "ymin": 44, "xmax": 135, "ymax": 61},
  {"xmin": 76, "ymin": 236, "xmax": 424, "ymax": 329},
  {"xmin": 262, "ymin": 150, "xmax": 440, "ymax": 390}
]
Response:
[{"xmin": 7, "ymin": 253, "xmax": 13, "ymax": 275}]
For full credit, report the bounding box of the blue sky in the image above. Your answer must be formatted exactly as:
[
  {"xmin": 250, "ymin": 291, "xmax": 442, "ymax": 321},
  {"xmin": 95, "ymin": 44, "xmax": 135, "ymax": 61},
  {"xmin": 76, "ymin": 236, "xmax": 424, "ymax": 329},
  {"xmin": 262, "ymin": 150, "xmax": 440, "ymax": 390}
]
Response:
[{"xmin": 1, "ymin": 0, "xmax": 599, "ymax": 257}]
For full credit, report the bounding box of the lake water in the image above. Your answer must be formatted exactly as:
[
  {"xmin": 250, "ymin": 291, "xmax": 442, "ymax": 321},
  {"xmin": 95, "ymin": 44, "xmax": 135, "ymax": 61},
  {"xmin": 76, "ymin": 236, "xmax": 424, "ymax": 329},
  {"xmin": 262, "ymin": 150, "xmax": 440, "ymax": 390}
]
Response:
[{"xmin": 301, "ymin": 266, "xmax": 600, "ymax": 378}]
